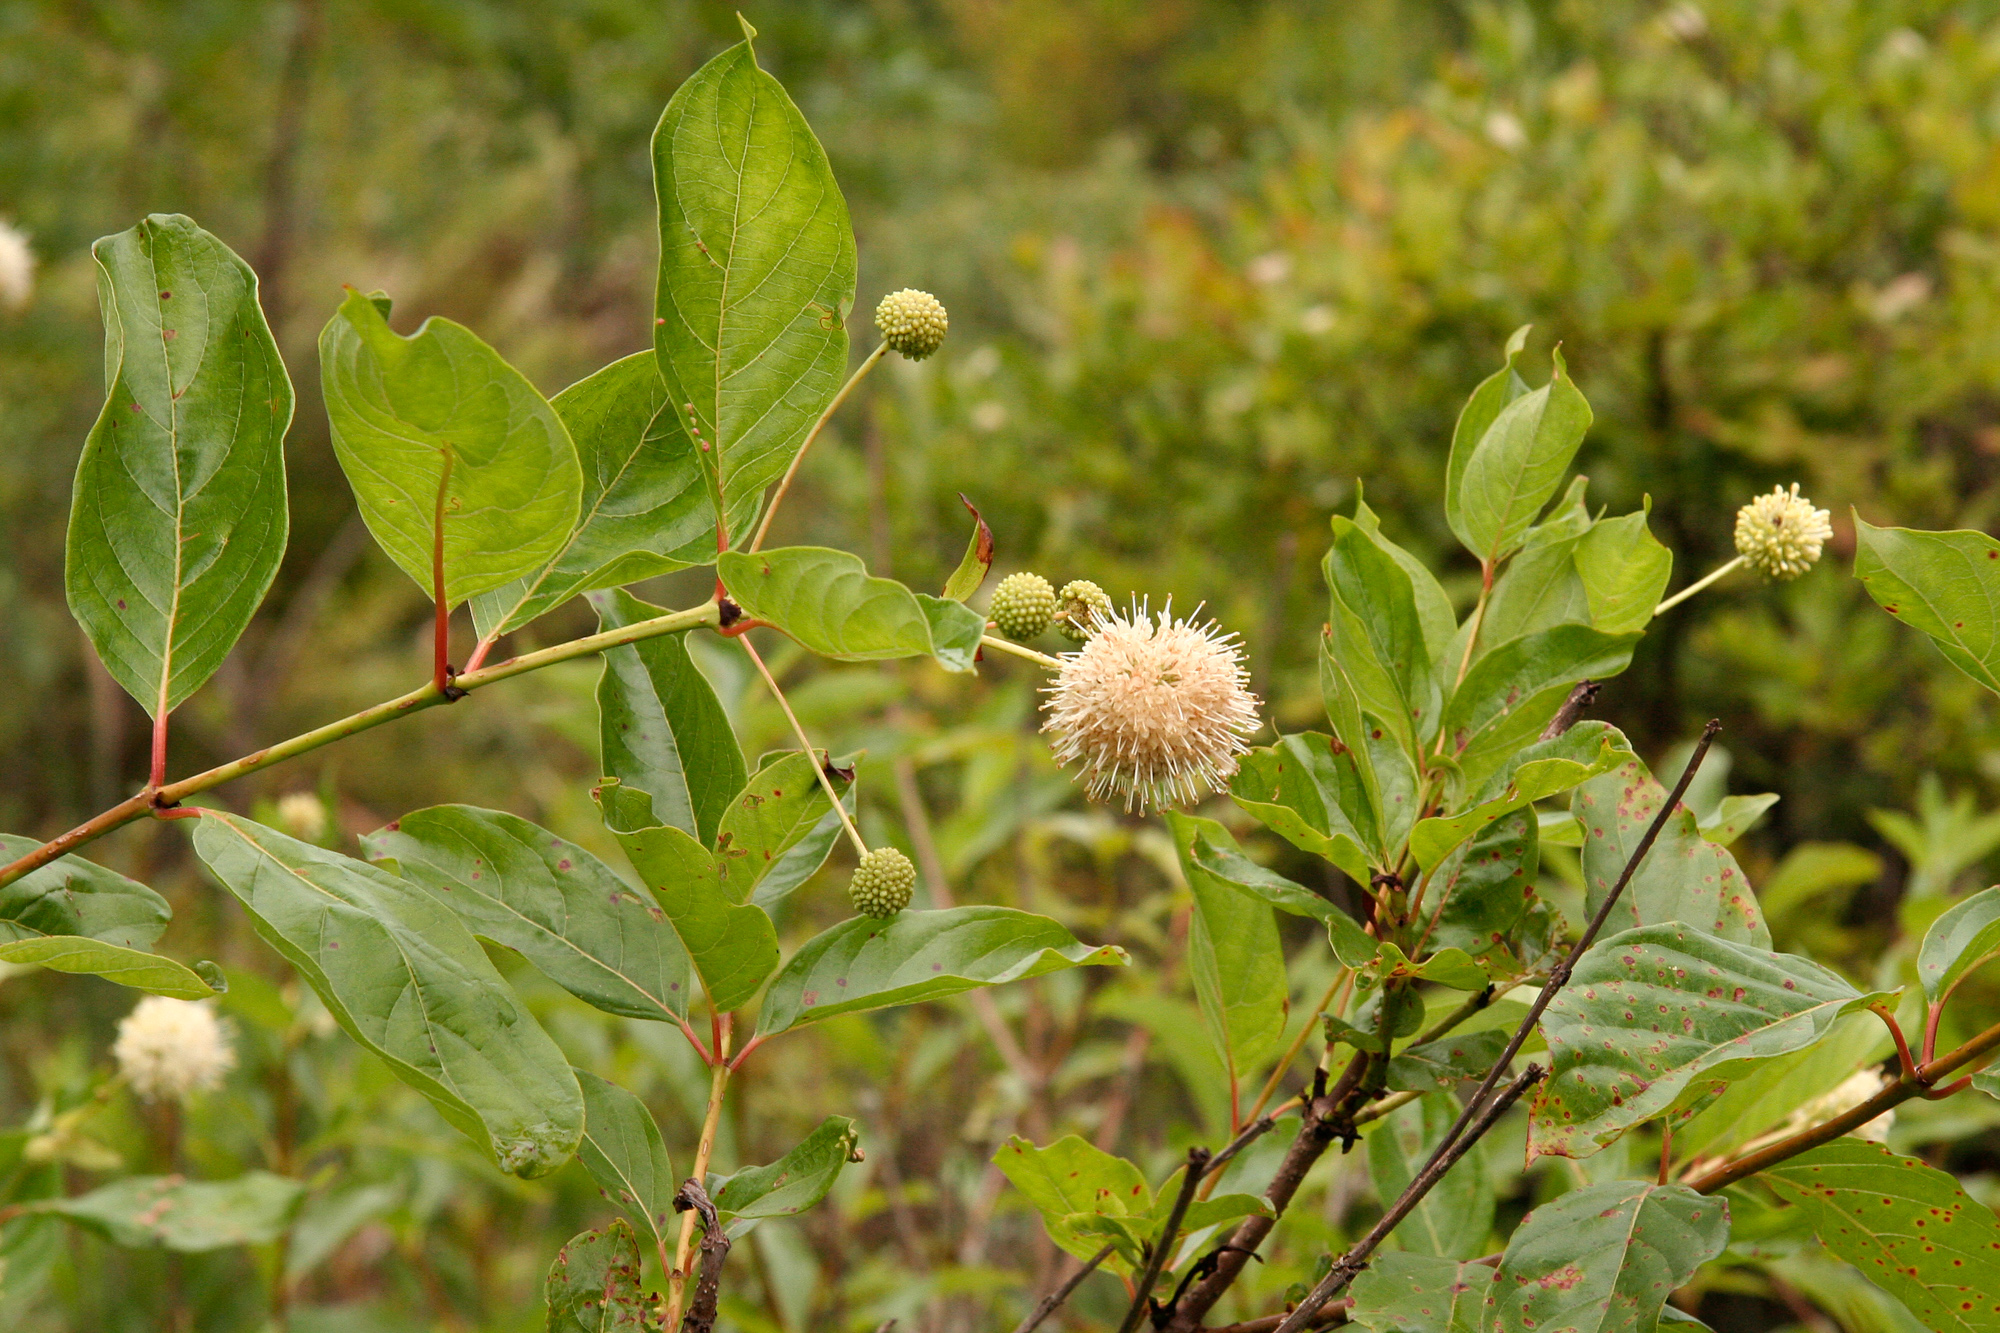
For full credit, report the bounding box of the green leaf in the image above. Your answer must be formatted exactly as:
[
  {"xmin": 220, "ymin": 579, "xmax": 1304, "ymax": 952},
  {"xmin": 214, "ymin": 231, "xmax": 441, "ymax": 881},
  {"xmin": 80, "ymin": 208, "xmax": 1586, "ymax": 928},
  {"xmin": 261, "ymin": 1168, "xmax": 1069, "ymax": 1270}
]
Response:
[
  {"xmin": 1673, "ymin": 1010, "xmax": 1889, "ymax": 1163},
  {"xmin": 0, "ymin": 937, "xmax": 221, "ymax": 999},
  {"xmin": 361, "ymin": 805, "xmax": 696, "ymax": 1022},
  {"xmin": 1174, "ymin": 812, "xmax": 1377, "ymax": 966},
  {"xmin": 1528, "ymin": 922, "xmax": 1883, "ymax": 1161},
  {"xmin": 318, "ymin": 287, "xmax": 581, "ymax": 609},
  {"xmin": 574, "ymin": 1070, "xmax": 675, "ymax": 1253},
  {"xmin": 37, "ymin": 1172, "xmax": 302, "ymax": 1251},
  {"xmin": 1320, "ymin": 645, "xmax": 1387, "ymax": 829},
  {"xmin": 1474, "ymin": 478, "xmax": 1594, "ymax": 649},
  {"xmin": 1426, "ymin": 811, "xmax": 1540, "ymax": 966},
  {"xmin": 1228, "ymin": 732, "xmax": 1380, "ymax": 882},
  {"xmin": 1761, "ymin": 1138, "xmax": 2000, "ymax": 1332},
  {"xmin": 192, "ymin": 812, "xmax": 584, "ymax": 1178},
  {"xmin": 1385, "ymin": 1030, "xmax": 1511, "ymax": 1093},
  {"xmin": 752, "ymin": 794, "xmax": 851, "ymax": 910},
  {"xmin": 993, "ymin": 1134, "xmax": 1151, "ymax": 1275},
  {"xmin": 606, "ymin": 812, "xmax": 778, "ymax": 1014},
  {"xmin": 545, "ymin": 1219, "xmax": 649, "ymax": 1333},
  {"xmin": 1411, "ymin": 721, "xmax": 1635, "ymax": 870},
  {"xmin": 1697, "ymin": 793, "xmax": 1780, "ymax": 847},
  {"xmin": 1576, "ymin": 506, "xmax": 1674, "ymax": 634},
  {"xmin": 65, "ymin": 215, "xmax": 291, "ymax": 717},
  {"xmin": 718, "ymin": 547, "xmax": 984, "ymax": 671},
  {"xmin": 592, "ymin": 589, "xmax": 746, "ymax": 843},
  {"xmin": 756, "ymin": 906, "xmax": 1126, "ymax": 1036},
  {"xmin": 715, "ymin": 751, "xmax": 851, "ymax": 902},
  {"xmin": 1366, "ymin": 1093, "xmax": 1493, "ymax": 1258},
  {"xmin": 471, "ymin": 350, "xmax": 716, "ymax": 637},
  {"xmin": 1353, "ymin": 496, "xmax": 1457, "ymax": 667},
  {"xmin": 1166, "ymin": 813, "xmax": 1290, "ymax": 1081},
  {"xmin": 941, "ymin": 493, "xmax": 994, "ymax": 602},
  {"xmin": 1572, "ymin": 758, "xmax": 1769, "ymax": 946},
  {"xmin": 1855, "ymin": 517, "xmax": 2000, "ymax": 695},
  {"xmin": 1443, "ymin": 625, "xmax": 1638, "ymax": 791},
  {"xmin": 1449, "ymin": 346, "xmax": 1593, "ymax": 567},
  {"xmin": 0, "ymin": 834, "xmax": 169, "ymax": 948},
  {"xmin": 652, "ymin": 32, "xmax": 856, "ymax": 523},
  {"xmin": 713, "ymin": 1116, "xmax": 860, "ymax": 1229},
  {"xmin": 1917, "ymin": 885, "xmax": 2000, "ymax": 1002},
  {"xmin": 1327, "ymin": 515, "xmax": 1441, "ymax": 746},
  {"xmin": 1348, "ymin": 1252, "xmax": 1489, "ymax": 1333},
  {"xmin": 1444, "ymin": 325, "xmax": 1532, "ymax": 564},
  {"xmin": 1484, "ymin": 1180, "xmax": 1727, "ymax": 1333}
]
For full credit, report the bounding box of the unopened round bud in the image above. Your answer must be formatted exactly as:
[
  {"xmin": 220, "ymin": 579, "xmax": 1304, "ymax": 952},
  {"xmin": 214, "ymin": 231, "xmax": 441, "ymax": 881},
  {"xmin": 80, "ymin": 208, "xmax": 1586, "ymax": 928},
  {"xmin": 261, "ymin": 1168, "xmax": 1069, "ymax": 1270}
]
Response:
[
  {"xmin": 991, "ymin": 572, "xmax": 1057, "ymax": 640},
  {"xmin": 849, "ymin": 847, "xmax": 916, "ymax": 918},
  {"xmin": 1055, "ymin": 580, "xmax": 1113, "ymax": 643},
  {"xmin": 875, "ymin": 289, "xmax": 948, "ymax": 360}
]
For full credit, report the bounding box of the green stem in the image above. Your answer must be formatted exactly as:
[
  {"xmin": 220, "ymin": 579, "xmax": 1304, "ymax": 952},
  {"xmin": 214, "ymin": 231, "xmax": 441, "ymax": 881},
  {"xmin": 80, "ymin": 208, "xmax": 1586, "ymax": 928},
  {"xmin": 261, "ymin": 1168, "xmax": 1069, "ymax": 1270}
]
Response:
[
  {"xmin": 1653, "ymin": 554, "xmax": 1746, "ymax": 617},
  {"xmin": 0, "ymin": 600, "xmax": 724, "ymax": 890},
  {"xmin": 748, "ymin": 342, "xmax": 889, "ymax": 553},
  {"xmin": 738, "ymin": 636, "xmax": 868, "ymax": 858},
  {"xmin": 981, "ymin": 635, "xmax": 1062, "ymax": 669}
]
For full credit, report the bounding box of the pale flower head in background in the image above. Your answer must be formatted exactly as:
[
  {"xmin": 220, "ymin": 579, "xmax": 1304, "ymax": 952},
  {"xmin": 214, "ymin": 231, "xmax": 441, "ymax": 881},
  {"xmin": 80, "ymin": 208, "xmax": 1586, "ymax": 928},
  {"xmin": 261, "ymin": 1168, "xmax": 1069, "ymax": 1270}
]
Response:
[
  {"xmin": 113, "ymin": 996, "xmax": 235, "ymax": 1103},
  {"xmin": 1041, "ymin": 600, "xmax": 1260, "ymax": 812},
  {"xmin": 0, "ymin": 219, "xmax": 35, "ymax": 311},
  {"xmin": 276, "ymin": 790, "xmax": 330, "ymax": 842}
]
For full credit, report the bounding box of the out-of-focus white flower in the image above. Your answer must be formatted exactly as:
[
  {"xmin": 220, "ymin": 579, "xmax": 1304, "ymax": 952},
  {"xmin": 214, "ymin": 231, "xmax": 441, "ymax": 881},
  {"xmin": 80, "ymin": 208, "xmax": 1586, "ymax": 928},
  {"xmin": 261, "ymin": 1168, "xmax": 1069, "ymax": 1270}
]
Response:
[
  {"xmin": 1041, "ymin": 601, "xmax": 1260, "ymax": 812},
  {"xmin": 1780, "ymin": 1068, "xmax": 1896, "ymax": 1143},
  {"xmin": 113, "ymin": 997, "xmax": 235, "ymax": 1103},
  {"xmin": 0, "ymin": 219, "xmax": 34, "ymax": 311},
  {"xmin": 1735, "ymin": 483, "xmax": 1833, "ymax": 580},
  {"xmin": 276, "ymin": 790, "xmax": 329, "ymax": 842},
  {"xmin": 1484, "ymin": 111, "xmax": 1527, "ymax": 151}
]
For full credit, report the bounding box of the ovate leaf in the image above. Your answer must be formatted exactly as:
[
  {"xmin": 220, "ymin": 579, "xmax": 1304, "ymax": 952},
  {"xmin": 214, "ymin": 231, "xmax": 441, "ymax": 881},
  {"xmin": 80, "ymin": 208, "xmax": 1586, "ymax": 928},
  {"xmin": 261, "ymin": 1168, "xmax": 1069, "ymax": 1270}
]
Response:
[
  {"xmin": 319, "ymin": 287, "xmax": 581, "ymax": 609},
  {"xmin": 1228, "ymin": 732, "xmax": 1380, "ymax": 882},
  {"xmin": 1918, "ymin": 884, "xmax": 2000, "ymax": 1002},
  {"xmin": 1762, "ymin": 1138, "xmax": 2000, "ymax": 1332},
  {"xmin": 1576, "ymin": 507, "xmax": 1674, "ymax": 634},
  {"xmin": 1443, "ymin": 626, "xmax": 1638, "ymax": 792},
  {"xmin": 714, "ymin": 751, "xmax": 850, "ymax": 901},
  {"xmin": 1855, "ymin": 518, "xmax": 2000, "ymax": 695},
  {"xmin": 66, "ymin": 214, "xmax": 291, "ymax": 717},
  {"xmin": 0, "ymin": 834, "xmax": 169, "ymax": 948},
  {"xmin": 713, "ymin": 1116, "xmax": 860, "ymax": 1231},
  {"xmin": 993, "ymin": 1134, "xmax": 1151, "ymax": 1275},
  {"xmin": 1411, "ymin": 721, "xmax": 1635, "ymax": 869},
  {"xmin": 1166, "ymin": 813, "xmax": 1290, "ymax": 1081},
  {"xmin": 1528, "ymin": 923, "xmax": 1883, "ymax": 1161},
  {"xmin": 757, "ymin": 907, "xmax": 1126, "ymax": 1036},
  {"xmin": 1425, "ymin": 811, "xmax": 1540, "ymax": 966},
  {"xmin": 1175, "ymin": 812, "xmax": 1377, "ymax": 966},
  {"xmin": 652, "ymin": 29, "xmax": 857, "ymax": 521},
  {"xmin": 1450, "ymin": 346, "xmax": 1593, "ymax": 567},
  {"xmin": 1483, "ymin": 1180, "xmax": 1727, "ymax": 1333},
  {"xmin": 192, "ymin": 812, "xmax": 584, "ymax": 1177},
  {"xmin": 1349, "ymin": 1252, "xmax": 1490, "ymax": 1333},
  {"xmin": 592, "ymin": 589, "xmax": 746, "ymax": 843},
  {"xmin": 607, "ymin": 813, "xmax": 778, "ymax": 1013},
  {"xmin": 718, "ymin": 547, "xmax": 984, "ymax": 672},
  {"xmin": 545, "ymin": 1219, "xmax": 649, "ymax": 1333},
  {"xmin": 0, "ymin": 937, "xmax": 221, "ymax": 999},
  {"xmin": 1444, "ymin": 325, "xmax": 1533, "ymax": 565},
  {"xmin": 1327, "ymin": 514, "xmax": 1441, "ymax": 746},
  {"xmin": 575, "ymin": 1070, "xmax": 675, "ymax": 1253},
  {"xmin": 362, "ymin": 805, "xmax": 696, "ymax": 1022},
  {"xmin": 1365, "ymin": 1093, "xmax": 1493, "ymax": 1258},
  {"xmin": 37, "ymin": 1172, "xmax": 302, "ymax": 1251}
]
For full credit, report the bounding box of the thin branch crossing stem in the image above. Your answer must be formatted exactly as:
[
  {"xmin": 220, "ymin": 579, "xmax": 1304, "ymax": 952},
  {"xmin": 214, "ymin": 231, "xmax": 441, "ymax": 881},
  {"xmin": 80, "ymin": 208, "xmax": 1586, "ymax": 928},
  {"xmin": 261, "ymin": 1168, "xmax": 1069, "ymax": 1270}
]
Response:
[
  {"xmin": 737, "ymin": 635, "xmax": 867, "ymax": 858},
  {"xmin": 749, "ymin": 343, "xmax": 887, "ymax": 553}
]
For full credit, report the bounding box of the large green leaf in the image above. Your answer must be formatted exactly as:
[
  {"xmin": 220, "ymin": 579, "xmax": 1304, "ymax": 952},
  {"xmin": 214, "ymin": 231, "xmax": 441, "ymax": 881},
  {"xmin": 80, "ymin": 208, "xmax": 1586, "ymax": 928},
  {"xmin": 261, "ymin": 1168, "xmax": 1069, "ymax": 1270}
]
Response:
[
  {"xmin": 0, "ymin": 834, "xmax": 169, "ymax": 948},
  {"xmin": 715, "ymin": 751, "xmax": 850, "ymax": 901},
  {"xmin": 1166, "ymin": 813, "xmax": 1290, "ymax": 1081},
  {"xmin": 1444, "ymin": 325, "xmax": 1532, "ymax": 565},
  {"xmin": 1353, "ymin": 496, "xmax": 1457, "ymax": 666},
  {"xmin": 1412, "ymin": 721, "xmax": 1635, "ymax": 870},
  {"xmin": 574, "ymin": 1070, "xmax": 675, "ymax": 1254},
  {"xmin": 545, "ymin": 1219, "xmax": 649, "ymax": 1333},
  {"xmin": 65, "ymin": 214, "xmax": 291, "ymax": 717},
  {"xmin": 592, "ymin": 589, "xmax": 746, "ymax": 843},
  {"xmin": 1365, "ymin": 1093, "xmax": 1493, "ymax": 1259},
  {"xmin": 1577, "ymin": 507, "xmax": 1674, "ymax": 634},
  {"xmin": 713, "ymin": 1115, "xmax": 860, "ymax": 1230},
  {"xmin": 1572, "ymin": 758, "xmax": 1769, "ymax": 946},
  {"xmin": 0, "ymin": 937, "xmax": 220, "ymax": 999},
  {"xmin": 37, "ymin": 1172, "xmax": 302, "ymax": 1251},
  {"xmin": 318, "ymin": 288, "xmax": 581, "ymax": 609},
  {"xmin": 192, "ymin": 812, "xmax": 583, "ymax": 1177},
  {"xmin": 1917, "ymin": 884, "xmax": 2000, "ymax": 1001},
  {"xmin": 1484, "ymin": 1180, "xmax": 1727, "ymax": 1333},
  {"xmin": 993, "ymin": 1134, "xmax": 1151, "ymax": 1276},
  {"xmin": 718, "ymin": 547, "xmax": 984, "ymax": 671},
  {"xmin": 1426, "ymin": 811, "xmax": 1542, "ymax": 966},
  {"xmin": 756, "ymin": 906, "xmax": 1126, "ymax": 1036},
  {"xmin": 1348, "ymin": 1253, "xmax": 1489, "ymax": 1333},
  {"xmin": 1327, "ymin": 515, "xmax": 1441, "ymax": 746},
  {"xmin": 472, "ymin": 352, "xmax": 717, "ymax": 637},
  {"xmin": 1448, "ymin": 346, "xmax": 1592, "ymax": 567},
  {"xmin": 1443, "ymin": 626, "xmax": 1638, "ymax": 790},
  {"xmin": 1762, "ymin": 1138, "xmax": 2000, "ymax": 1332},
  {"xmin": 1528, "ymin": 923, "xmax": 1882, "ymax": 1161},
  {"xmin": 1228, "ymin": 732, "xmax": 1380, "ymax": 882},
  {"xmin": 606, "ymin": 810, "xmax": 778, "ymax": 1014},
  {"xmin": 362, "ymin": 805, "xmax": 696, "ymax": 1022},
  {"xmin": 1855, "ymin": 518, "xmax": 2000, "ymax": 695},
  {"xmin": 1174, "ymin": 811, "xmax": 1378, "ymax": 965},
  {"xmin": 652, "ymin": 27, "xmax": 857, "ymax": 523}
]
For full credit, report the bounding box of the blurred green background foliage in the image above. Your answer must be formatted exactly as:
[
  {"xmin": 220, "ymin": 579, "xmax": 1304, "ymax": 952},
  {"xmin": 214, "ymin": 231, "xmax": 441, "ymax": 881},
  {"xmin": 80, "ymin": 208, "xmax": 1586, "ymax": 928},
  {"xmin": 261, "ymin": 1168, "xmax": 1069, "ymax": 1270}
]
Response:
[{"xmin": 11, "ymin": 1, "xmax": 2000, "ymax": 1328}]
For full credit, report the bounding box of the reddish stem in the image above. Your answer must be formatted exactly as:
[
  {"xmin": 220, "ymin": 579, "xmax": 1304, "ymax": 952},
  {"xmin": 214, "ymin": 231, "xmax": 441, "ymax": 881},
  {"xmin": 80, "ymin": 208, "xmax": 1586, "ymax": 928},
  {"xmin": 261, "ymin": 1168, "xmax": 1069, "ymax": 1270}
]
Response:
[
  {"xmin": 1925, "ymin": 997, "xmax": 1944, "ymax": 1064},
  {"xmin": 149, "ymin": 709, "xmax": 170, "ymax": 791},
  {"xmin": 1871, "ymin": 1003, "xmax": 1918, "ymax": 1081},
  {"xmin": 726, "ymin": 1033, "xmax": 768, "ymax": 1073},
  {"xmin": 1926, "ymin": 1074, "xmax": 1974, "ymax": 1100}
]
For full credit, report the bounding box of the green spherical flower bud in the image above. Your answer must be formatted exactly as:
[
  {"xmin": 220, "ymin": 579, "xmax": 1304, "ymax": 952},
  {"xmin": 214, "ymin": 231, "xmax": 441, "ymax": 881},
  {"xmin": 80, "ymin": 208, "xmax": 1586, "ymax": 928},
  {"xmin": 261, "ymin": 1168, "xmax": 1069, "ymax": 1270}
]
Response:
[
  {"xmin": 875, "ymin": 289, "xmax": 948, "ymax": 360},
  {"xmin": 849, "ymin": 847, "xmax": 915, "ymax": 919},
  {"xmin": 990, "ymin": 572, "xmax": 1057, "ymax": 641},
  {"xmin": 1055, "ymin": 579, "xmax": 1113, "ymax": 643}
]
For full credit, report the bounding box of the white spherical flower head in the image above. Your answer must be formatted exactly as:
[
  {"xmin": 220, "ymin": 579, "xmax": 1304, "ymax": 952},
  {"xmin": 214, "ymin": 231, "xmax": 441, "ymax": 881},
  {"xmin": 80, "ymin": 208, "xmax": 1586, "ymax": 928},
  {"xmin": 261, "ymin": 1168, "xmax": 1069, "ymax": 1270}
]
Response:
[
  {"xmin": 1734, "ymin": 483, "xmax": 1833, "ymax": 580},
  {"xmin": 0, "ymin": 219, "xmax": 33, "ymax": 311},
  {"xmin": 1041, "ymin": 601, "xmax": 1261, "ymax": 812},
  {"xmin": 113, "ymin": 996, "xmax": 235, "ymax": 1103}
]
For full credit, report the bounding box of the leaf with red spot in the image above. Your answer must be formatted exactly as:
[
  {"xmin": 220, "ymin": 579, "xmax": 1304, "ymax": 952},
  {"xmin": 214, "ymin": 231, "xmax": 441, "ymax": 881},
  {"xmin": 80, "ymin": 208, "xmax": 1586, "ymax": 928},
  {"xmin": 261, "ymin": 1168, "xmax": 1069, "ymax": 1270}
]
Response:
[
  {"xmin": 991, "ymin": 1134, "xmax": 1153, "ymax": 1275},
  {"xmin": 1918, "ymin": 884, "xmax": 2000, "ymax": 1003},
  {"xmin": 544, "ymin": 1218, "xmax": 651, "ymax": 1332},
  {"xmin": 1854, "ymin": 517, "xmax": 2000, "ymax": 696},
  {"xmin": 713, "ymin": 1116, "xmax": 860, "ymax": 1232},
  {"xmin": 1528, "ymin": 923, "xmax": 1890, "ymax": 1161},
  {"xmin": 1483, "ymin": 1180, "xmax": 1727, "ymax": 1333},
  {"xmin": 1762, "ymin": 1138, "xmax": 2000, "ymax": 1332},
  {"xmin": 1349, "ymin": 1253, "xmax": 1491, "ymax": 1332},
  {"xmin": 1572, "ymin": 758, "xmax": 1769, "ymax": 947}
]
